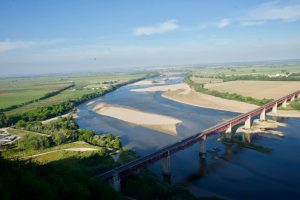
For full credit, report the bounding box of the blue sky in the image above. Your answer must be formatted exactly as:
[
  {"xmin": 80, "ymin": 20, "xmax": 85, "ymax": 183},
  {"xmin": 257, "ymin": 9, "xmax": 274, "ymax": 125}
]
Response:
[{"xmin": 1, "ymin": 0, "xmax": 300, "ymax": 75}]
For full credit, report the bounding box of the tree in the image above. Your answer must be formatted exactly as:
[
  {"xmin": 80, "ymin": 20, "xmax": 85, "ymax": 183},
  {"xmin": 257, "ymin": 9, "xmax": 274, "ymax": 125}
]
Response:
[
  {"xmin": 18, "ymin": 134, "xmax": 51, "ymax": 150},
  {"xmin": 0, "ymin": 112, "xmax": 7, "ymax": 127},
  {"xmin": 78, "ymin": 129, "xmax": 95, "ymax": 142},
  {"xmin": 52, "ymin": 131, "xmax": 66, "ymax": 145}
]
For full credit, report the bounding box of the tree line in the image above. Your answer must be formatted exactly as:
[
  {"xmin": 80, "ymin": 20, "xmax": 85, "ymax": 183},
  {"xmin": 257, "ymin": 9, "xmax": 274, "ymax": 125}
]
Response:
[{"xmin": 15, "ymin": 116, "xmax": 122, "ymax": 151}]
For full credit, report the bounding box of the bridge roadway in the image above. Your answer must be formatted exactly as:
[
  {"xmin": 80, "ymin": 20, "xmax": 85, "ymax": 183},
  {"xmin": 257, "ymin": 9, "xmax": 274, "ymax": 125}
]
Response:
[{"xmin": 97, "ymin": 90, "xmax": 300, "ymax": 181}]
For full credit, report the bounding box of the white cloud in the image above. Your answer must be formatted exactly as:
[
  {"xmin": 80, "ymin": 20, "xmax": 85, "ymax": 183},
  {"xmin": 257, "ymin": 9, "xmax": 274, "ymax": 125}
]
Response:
[
  {"xmin": 216, "ymin": 18, "xmax": 231, "ymax": 28},
  {"xmin": 0, "ymin": 38, "xmax": 66, "ymax": 53},
  {"xmin": 134, "ymin": 19, "xmax": 178, "ymax": 36},
  {"xmin": 0, "ymin": 40, "xmax": 33, "ymax": 52},
  {"xmin": 241, "ymin": 1, "xmax": 300, "ymax": 26}
]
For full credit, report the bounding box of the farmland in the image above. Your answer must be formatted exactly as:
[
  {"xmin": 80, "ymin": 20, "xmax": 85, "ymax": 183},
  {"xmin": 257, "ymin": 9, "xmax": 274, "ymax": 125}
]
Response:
[
  {"xmin": 2, "ymin": 73, "xmax": 149, "ymax": 116},
  {"xmin": 204, "ymin": 80, "xmax": 300, "ymax": 99}
]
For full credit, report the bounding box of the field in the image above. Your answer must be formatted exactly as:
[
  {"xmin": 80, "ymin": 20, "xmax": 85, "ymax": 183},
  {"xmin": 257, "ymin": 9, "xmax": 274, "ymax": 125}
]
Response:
[
  {"xmin": 204, "ymin": 80, "xmax": 300, "ymax": 99},
  {"xmin": 193, "ymin": 64, "xmax": 300, "ymax": 77},
  {"xmin": 0, "ymin": 77, "xmax": 70, "ymax": 109},
  {"xmin": 2, "ymin": 73, "xmax": 146, "ymax": 116}
]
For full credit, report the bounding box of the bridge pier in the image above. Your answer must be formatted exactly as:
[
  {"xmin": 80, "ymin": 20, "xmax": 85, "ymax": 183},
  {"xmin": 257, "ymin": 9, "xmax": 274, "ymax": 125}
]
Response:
[
  {"xmin": 244, "ymin": 115, "xmax": 251, "ymax": 129},
  {"xmin": 260, "ymin": 108, "xmax": 266, "ymax": 121},
  {"xmin": 291, "ymin": 95, "xmax": 295, "ymax": 102},
  {"xmin": 162, "ymin": 151, "xmax": 171, "ymax": 176},
  {"xmin": 272, "ymin": 103, "xmax": 277, "ymax": 114},
  {"xmin": 199, "ymin": 135, "xmax": 206, "ymax": 158},
  {"xmin": 282, "ymin": 99, "xmax": 287, "ymax": 108},
  {"xmin": 225, "ymin": 123, "xmax": 232, "ymax": 140},
  {"xmin": 111, "ymin": 173, "xmax": 121, "ymax": 192}
]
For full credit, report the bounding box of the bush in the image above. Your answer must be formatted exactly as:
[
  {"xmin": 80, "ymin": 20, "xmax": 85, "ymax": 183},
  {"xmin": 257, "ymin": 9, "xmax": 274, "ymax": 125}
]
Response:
[{"xmin": 18, "ymin": 134, "xmax": 51, "ymax": 150}]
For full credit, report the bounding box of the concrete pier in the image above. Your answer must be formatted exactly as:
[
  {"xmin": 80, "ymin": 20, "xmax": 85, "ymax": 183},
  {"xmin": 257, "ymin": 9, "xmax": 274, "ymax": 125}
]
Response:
[
  {"xmin": 199, "ymin": 135, "xmax": 206, "ymax": 158},
  {"xmin": 272, "ymin": 103, "xmax": 277, "ymax": 114},
  {"xmin": 282, "ymin": 99, "xmax": 287, "ymax": 108},
  {"xmin": 245, "ymin": 115, "xmax": 251, "ymax": 129},
  {"xmin": 225, "ymin": 123, "xmax": 232, "ymax": 140},
  {"xmin": 291, "ymin": 95, "xmax": 295, "ymax": 102},
  {"xmin": 260, "ymin": 108, "xmax": 266, "ymax": 121},
  {"xmin": 112, "ymin": 173, "xmax": 121, "ymax": 192},
  {"xmin": 162, "ymin": 151, "xmax": 171, "ymax": 176}
]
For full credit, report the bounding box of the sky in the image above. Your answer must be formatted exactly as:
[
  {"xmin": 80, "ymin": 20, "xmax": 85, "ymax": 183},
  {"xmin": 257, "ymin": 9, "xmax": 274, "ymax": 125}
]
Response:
[{"xmin": 1, "ymin": 0, "xmax": 300, "ymax": 76}]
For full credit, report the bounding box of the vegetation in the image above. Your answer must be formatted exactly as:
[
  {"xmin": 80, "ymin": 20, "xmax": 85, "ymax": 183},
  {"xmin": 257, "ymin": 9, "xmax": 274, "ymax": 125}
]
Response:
[
  {"xmin": 0, "ymin": 84, "xmax": 74, "ymax": 112},
  {"xmin": 0, "ymin": 156, "xmax": 119, "ymax": 200},
  {"xmin": 122, "ymin": 171, "xmax": 201, "ymax": 200},
  {"xmin": 0, "ymin": 72, "xmax": 159, "ymax": 128},
  {"xmin": 287, "ymin": 98, "xmax": 300, "ymax": 110},
  {"xmin": 201, "ymin": 73, "xmax": 300, "ymax": 82},
  {"xmin": 185, "ymin": 74, "xmax": 273, "ymax": 106}
]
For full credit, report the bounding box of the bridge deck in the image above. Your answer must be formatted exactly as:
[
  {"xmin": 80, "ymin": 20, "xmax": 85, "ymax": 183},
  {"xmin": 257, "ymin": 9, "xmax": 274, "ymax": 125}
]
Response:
[{"xmin": 97, "ymin": 90, "xmax": 300, "ymax": 180}]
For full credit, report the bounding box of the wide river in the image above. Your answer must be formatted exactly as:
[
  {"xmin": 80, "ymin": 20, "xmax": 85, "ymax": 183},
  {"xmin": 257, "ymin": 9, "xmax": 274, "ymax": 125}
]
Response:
[{"xmin": 77, "ymin": 74, "xmax": 300, "ymax": 199}]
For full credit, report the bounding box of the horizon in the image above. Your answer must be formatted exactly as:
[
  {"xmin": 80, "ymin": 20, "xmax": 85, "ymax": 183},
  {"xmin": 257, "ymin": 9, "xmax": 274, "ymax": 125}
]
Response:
[{"xmin": 1, "ymin": 0, "xmax": 300, "ymax": 76}]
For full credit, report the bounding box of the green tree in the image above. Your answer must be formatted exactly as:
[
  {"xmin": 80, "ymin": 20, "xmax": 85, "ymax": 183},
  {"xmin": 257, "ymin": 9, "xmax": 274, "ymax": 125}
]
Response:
[
  {"xmin": 18, "ymin": 134, "xmax": 51, "ymax": 150},
  {"xmin": 0, "ymin": 112, "xmax": 7, "ymax": 127}
]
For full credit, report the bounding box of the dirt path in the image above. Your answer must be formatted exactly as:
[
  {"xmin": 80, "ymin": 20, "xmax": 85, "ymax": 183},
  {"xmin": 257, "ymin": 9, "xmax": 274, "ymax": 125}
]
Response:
[{"xmin": 26, "ymin": 147, "xmax": 98, "ymax": 159}]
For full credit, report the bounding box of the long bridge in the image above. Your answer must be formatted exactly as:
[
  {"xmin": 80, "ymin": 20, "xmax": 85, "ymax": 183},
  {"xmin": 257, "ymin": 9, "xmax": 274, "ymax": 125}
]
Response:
[{"xmin": 96, "ymin": 90, "xmax": 300, "ymax": 190}]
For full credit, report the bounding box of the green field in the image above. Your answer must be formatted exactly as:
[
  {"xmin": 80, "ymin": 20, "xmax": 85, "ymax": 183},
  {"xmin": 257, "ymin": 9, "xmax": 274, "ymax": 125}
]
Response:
[
  {"xmin": 193, "ymin": 64, "xmax": 300, "ymax": 77},
  {"xmin": 2, "ymin": 73, "xmax": 146, "ymax": 116},
  {"xmin": 0, "ymin": 77, "xmax": 70, "ymax": 109}
]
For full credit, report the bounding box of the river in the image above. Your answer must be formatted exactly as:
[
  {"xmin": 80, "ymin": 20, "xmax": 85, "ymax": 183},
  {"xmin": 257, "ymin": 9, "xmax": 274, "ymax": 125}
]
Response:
[{"xmin": 76, "ymin": 74, "xmax": 300, "ymax": 199}]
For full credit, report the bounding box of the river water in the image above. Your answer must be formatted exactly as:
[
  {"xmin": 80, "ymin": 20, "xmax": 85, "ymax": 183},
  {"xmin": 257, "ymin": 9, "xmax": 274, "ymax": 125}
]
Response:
[{"xmin": 76, "ymin": 74, "xmax": 300, "ymax": 199}]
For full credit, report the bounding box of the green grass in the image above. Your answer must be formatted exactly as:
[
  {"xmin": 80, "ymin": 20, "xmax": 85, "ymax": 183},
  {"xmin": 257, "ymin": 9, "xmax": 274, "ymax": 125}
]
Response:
[
  {"xmin": 2, "ymin": 140, "xmax": 105, "ymax": 160},
  {"xmin": 0, "ymin": 77, "xmax": 70, "ymax": 109},
  {"xmin": 193, "ymin": 65, "xmax": 300, "ymax": 77},
  {"xmin": 30, "ymin": 149, "xmax": 105, "ymax": 164},
  {"xmin": 3, "ymin": 72, "xmax": 146, "ymax": 116},
  {"xmin": 7, "ymin": 127, "xmax": 50, "ymax": 137}
]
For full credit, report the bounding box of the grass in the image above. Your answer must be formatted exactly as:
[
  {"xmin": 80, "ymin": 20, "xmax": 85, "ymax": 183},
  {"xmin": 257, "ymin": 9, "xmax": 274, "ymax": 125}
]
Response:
[
  {"xmin": 30, "ymin": 150, "xmax": 104, "ymax": 164},
  {"xmin": 3, "ymin": 72, "xmax": 146, "ymax": 116},
  {"xmin": 193, "ymin": 65, "xmax": 300, "ymax": 77},
  {"xmin": 7, "ymin": 127, "xmax": 50, "ymax": 137},
  {"xmin": 1, "ymin": 139, "xmax": 105, "ymax": 160},
  {"xmin": 0, "ymin": 77, "xmax": 70, "ymax": 109}
]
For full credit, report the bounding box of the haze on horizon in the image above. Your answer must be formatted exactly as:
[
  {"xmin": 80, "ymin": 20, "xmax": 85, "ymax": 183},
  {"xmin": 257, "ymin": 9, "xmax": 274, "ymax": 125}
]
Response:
[{"xmin": 1, "ymin": 0, "xmax": 300, "ymax": 76}]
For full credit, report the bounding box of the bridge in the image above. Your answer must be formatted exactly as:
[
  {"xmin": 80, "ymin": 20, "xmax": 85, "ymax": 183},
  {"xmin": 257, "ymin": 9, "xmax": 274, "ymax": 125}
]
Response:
[{"xmin": 96, "ymin": 90, "xmax": 300, "ymax": 191}]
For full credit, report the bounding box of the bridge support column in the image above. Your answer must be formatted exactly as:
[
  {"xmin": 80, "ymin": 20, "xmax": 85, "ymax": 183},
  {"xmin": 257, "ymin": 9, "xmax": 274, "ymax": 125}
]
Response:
[
  {"xmin": 291, "ymin": 95, "xmax": 295, "ymax": 102},
  {"xmin": 282, "ymin": 99, "xmax": 287, "ymax": 108},
  {"xmin": 162, "ymin": 151, "xmax": 171, "ymax": 176},
  {"xmin": 111, "ymin": 173, "xmax": 121, "ymax": 192},
  {"xmin": 260, "ymin": 108, "xmax": 266, "ymax": 121},
  {"xmin": 225, "ymin": 123, "xmax": 232, "ymax": 140},
  {"xmin": 244, "ymin": 115, "xmax": 251, "ymax": 129},
  {"xmin": 272, "ymin": 103, "xmax": 277, "ymax": 114},
  {"xmin": 199, "ymin": 135, "xmax": 206, "ymax": 158}
]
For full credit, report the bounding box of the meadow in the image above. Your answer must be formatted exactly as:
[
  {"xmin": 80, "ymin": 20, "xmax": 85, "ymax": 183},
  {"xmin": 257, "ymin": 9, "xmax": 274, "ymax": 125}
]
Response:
[{"xmin": 1, "ymin": 72, "xmax": 147, "ymax": 116}]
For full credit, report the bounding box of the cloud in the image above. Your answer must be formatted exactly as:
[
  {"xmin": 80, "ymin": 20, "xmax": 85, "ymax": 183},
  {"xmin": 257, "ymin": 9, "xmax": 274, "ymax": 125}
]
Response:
[
  {"xmin": 216, "ymin": 18, "xmax": 231, "ymax": 28},
  {"xmin": 134, "ymin": 19, "xmax": 178, "ymax": 36},
  {"xmin": 0, "ymin": 40, "xmax": 33, "ymax": 52},
  {"xmin": 0, "ymin": 38, "xmax": 66, "ymax": 53},
  {"xmin": 241, "ymin": 1, "xmax": 300, "ymax": 25}
]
